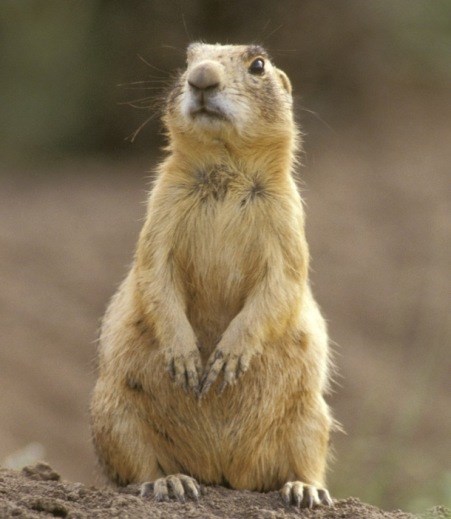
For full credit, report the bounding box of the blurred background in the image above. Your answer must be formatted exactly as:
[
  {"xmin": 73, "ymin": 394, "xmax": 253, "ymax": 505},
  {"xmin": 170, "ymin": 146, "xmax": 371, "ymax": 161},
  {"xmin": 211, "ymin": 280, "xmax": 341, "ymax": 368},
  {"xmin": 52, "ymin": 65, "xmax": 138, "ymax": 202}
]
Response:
[{"xmin": 0, "ymin": 0, "xmax": 450, "ymax": 514}]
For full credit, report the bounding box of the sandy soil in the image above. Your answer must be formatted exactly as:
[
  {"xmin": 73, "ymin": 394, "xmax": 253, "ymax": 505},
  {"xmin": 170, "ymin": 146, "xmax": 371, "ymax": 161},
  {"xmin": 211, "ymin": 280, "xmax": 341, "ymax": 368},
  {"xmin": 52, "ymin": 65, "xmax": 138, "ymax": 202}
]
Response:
[{"xmin": 4, "ymin": 462, "xmax": 447, "ymax": 519}]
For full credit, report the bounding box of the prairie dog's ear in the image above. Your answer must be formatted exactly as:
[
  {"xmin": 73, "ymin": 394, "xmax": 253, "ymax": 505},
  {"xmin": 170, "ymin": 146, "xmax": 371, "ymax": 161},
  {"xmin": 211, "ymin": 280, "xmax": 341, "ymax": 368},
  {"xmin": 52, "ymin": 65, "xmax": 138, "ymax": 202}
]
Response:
[{"xmin": 276, "ymin": 68, "xmax": 292, "ymax": 95}]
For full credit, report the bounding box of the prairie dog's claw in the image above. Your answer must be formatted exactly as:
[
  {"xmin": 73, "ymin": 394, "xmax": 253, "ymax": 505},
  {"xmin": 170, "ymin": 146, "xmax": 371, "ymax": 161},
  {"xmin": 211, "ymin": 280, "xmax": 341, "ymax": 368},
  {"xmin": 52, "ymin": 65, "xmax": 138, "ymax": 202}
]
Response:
[
  {"xmin": 199, "ymin": 347, "xmax": 251, "ymax": 397},
  {"xmin": 280, "ymin": 481, "xmax": 333, "ymax": 508},
  {"xmin": 167, "ymin": 348, "xmax": 202, "ymax": 393},
  {"xmin": 141, "ymin": 474, "xmax": 201, "ymax": 502}
]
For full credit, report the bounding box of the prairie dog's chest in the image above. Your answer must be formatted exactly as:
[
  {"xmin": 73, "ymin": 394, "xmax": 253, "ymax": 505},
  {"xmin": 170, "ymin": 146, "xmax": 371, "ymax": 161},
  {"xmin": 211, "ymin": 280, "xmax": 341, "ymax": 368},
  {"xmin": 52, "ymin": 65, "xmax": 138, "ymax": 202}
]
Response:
[{"xmin": 170, "ymin": 166, "xmax": 270, "ymax": 287}]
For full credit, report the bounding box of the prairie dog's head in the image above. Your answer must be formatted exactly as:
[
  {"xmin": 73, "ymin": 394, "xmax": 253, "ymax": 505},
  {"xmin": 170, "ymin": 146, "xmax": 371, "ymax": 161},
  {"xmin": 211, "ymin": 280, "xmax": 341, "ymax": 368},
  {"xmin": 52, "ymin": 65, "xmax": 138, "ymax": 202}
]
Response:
[{"xmin": 165, "ymin": 43, "xmax": 294, "ymax": 144}]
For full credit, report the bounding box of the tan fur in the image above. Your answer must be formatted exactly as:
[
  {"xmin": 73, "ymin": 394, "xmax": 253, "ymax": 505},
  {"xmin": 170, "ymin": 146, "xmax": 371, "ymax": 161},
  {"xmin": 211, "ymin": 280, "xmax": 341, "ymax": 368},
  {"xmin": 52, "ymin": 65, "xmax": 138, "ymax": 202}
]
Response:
[{"xmin": 90, "ymin": 43, "xmax": 334, "ymax": 500}]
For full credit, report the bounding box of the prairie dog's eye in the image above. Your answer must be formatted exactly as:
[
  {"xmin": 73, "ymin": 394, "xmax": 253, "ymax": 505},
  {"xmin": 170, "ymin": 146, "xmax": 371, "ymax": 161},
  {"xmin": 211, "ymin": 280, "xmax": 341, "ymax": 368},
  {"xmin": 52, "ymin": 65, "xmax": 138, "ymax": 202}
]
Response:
[{"xmin": 249, "ymin": 58, "xmax": 265, "ymax": 74}]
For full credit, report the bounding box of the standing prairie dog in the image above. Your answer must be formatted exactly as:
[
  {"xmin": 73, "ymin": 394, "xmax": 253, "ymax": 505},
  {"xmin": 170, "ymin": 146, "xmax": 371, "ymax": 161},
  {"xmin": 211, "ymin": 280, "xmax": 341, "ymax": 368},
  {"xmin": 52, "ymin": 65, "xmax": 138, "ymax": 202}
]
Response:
[{"xmin": 90, "ymin": 43, "xmax": 334, "ymax": 508}]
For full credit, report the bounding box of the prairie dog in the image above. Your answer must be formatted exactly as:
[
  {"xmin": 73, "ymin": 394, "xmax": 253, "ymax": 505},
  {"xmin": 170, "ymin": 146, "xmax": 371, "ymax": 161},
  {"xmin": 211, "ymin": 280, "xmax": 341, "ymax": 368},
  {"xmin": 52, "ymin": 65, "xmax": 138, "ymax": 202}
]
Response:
[{"xmin": 90, "ymin": 43, "xmax": 334, "ymax": 508}]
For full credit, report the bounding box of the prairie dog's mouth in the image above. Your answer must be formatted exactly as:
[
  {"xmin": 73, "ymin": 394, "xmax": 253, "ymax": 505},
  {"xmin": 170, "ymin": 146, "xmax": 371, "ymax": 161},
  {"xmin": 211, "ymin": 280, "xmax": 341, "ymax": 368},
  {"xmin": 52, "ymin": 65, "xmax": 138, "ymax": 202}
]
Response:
[{"xmin": 190, "ymin": 106, "xmax": 228, "ymax": 121}]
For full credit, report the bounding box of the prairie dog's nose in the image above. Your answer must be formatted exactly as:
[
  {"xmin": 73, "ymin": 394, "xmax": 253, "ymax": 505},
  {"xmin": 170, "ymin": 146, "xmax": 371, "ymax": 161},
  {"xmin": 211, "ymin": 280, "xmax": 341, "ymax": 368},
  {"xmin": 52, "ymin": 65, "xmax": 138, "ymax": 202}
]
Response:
[{"xmin": 188, "ymin": 61, "xmax": 222, "ymax": 91}]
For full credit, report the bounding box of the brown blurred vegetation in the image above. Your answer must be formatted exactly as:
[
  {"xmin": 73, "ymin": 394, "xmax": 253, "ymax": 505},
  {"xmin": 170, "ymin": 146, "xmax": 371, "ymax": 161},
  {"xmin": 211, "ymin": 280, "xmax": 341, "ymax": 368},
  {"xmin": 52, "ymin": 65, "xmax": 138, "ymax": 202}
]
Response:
[{"xmin": 0, "ymin": 0, "xmax": 450, "ymax": 514}]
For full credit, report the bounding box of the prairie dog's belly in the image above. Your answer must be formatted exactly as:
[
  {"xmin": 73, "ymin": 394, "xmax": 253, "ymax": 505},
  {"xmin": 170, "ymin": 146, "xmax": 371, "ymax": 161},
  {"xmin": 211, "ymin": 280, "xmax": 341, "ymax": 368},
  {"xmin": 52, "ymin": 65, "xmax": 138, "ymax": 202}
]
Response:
[
  {"xmin": 182, "ymin": 245, "xmax": 249, "ymax": 353},
  {"xmin": 172, "ymin": 196, "xmax": 263, "ymax": 350}
]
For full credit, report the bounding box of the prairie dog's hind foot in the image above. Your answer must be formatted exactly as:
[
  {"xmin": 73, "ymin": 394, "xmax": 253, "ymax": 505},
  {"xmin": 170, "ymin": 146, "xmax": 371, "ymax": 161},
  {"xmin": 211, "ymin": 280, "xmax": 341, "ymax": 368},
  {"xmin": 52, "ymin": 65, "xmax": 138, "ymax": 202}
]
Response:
[
  {"xmin": 280, "ymin": 481, "xmax": 333, "ymax": 508},
  {"xmin": 141, "ymin": 474, "xmax": 201, "ymax": 502}
]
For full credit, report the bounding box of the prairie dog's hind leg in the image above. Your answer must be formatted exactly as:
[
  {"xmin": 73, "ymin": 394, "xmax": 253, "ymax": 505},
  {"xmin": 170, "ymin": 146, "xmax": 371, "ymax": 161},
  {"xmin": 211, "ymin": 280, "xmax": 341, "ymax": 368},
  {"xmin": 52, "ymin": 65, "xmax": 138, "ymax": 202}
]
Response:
[
  {"xmin": 91, "ymin": 382, "xmax": 164, "ymax": 486},
  {"xmin": 91, "ymin": 380, "xmax": 201, "ymax": 502}
]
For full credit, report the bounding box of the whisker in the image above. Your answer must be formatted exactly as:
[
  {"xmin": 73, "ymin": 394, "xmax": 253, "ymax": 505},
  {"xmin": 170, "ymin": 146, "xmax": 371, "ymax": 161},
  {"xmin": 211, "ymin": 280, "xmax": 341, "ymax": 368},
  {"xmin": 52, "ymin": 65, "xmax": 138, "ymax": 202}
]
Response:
[
  {"xmin": 120, "ymin": 86, "xmax": 167, "ymax": 91},
  {"xmin": 181, "ymin": 11, "xmax": 193, "ymax": 41},
  {"xmin": 263, "ymin": 23, "xmax": 284, "ymax": 41},
  {"xmin": 161, "ymin": 44, "xmax": 185, "ymax": 56},
  {"xmin": 126, "ymin": 112, "xmax": 159, "ymax": 142},
  {"xmin": 137, "ymin": 54, "xmax": 169, "ymax": 75},
  {"xmin": 118, "ymin": 96, "xmax": 154, "ymax": 105},
  {"xmin": 124, "ymin": 102, "xmax": 154, "ymax": 110},
  {"xmin": 260, "ymin": 19, "xmax": 271, "ymax": 36},
  {"xmin": 299, "ymin": 106, "xmax": 336, "ymax": 133},
  {"xmin": 117, "ymin": 80, "xmax": 169, "ymax": 87}
]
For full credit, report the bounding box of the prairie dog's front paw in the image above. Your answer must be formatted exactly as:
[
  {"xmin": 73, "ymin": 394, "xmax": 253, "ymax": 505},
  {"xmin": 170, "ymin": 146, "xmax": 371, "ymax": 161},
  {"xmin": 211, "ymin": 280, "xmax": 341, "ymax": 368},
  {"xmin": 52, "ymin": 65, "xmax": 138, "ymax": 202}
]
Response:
[
  {"xmin": 200, "ymin": 342, "xmax": 255, "ymax": 396},
  {"xmin": 166, "ymin": 345, "xmax": 202, "ymax": 394}
]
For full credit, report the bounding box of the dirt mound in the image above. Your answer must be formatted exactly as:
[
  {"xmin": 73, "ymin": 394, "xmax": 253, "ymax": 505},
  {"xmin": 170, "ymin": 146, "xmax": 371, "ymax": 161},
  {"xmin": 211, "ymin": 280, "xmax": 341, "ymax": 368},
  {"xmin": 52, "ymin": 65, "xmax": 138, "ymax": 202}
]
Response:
[{"xmin": 2, "ymin": 462, "xmax": 447, "ymax": 519}]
